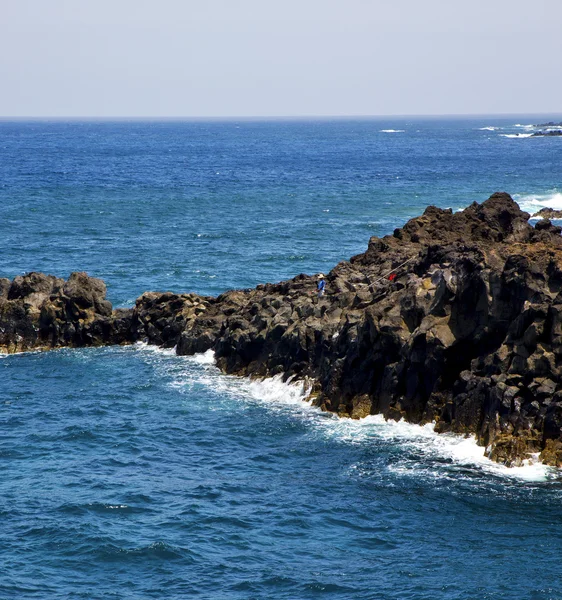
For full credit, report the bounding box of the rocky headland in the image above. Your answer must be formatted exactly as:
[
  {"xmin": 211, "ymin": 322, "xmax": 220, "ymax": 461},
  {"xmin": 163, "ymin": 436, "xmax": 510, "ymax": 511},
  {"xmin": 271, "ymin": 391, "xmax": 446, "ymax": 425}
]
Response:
[{"xmin": 4, "ymin": 192, "xmax": 562, "ymax": 467}]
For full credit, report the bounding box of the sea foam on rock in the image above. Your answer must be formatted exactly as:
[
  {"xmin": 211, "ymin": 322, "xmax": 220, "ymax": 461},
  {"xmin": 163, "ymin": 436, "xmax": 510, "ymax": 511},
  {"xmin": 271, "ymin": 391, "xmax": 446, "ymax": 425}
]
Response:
[{"xmin": 4, "ymin": 192, "xmax": 562, "ymax": 467}]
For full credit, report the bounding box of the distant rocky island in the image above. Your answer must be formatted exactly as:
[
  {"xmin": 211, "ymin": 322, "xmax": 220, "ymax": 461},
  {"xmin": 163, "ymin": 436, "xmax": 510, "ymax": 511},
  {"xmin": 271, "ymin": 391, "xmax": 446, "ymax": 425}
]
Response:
[
  {"xmin": 531, "ymin": 122, "xmax": 562, "ymax": 137},
  {"xmin": 531, "ymin": 130, "xmax": 562, "ymax": 137},
  {"xmin": 3, "ymin": 192, "xmax": 562, "ymax": 468}
]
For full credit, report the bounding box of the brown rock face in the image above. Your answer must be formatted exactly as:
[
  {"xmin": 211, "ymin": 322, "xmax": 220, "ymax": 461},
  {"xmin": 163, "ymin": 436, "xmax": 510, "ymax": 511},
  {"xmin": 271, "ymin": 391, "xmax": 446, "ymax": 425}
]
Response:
[
  {"xmin": 5, "ymin": 192, "xmax": 562, "ymax": 466},
  {"xmin": 0, "ymin": 271, "xmax": 133, "ymax": 352}
]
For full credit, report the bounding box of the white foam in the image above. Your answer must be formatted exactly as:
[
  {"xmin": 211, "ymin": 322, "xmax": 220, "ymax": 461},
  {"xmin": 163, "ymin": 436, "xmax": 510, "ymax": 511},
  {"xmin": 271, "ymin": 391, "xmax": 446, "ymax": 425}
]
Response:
[
  {"xmin": 133, "ymin": 341, "xmax": 177, "ymax": 357},
  {"xmin": 380, "ymin": 129, "xmax": 405, "ymax": 133},
  {"xmin": 478, "ymin": 126, "xmax": 499, "ymax": 131},
  {"xmin": 179, "ymin": 355, "xmax": 555, "ymax": 480},
  {"xmin": 500, "ymin": 133, "xmax": 533, "ymax": 138},
  {"xmin": 514, "ymin": 123, "xmax": 534, "ymax": 129},
  {"xmin": 190, "ymin": 348, "xmax": 216, "ymax": 364},
  {"xmin": 129, "ymin": 345, "xmax": 556, "ymax": 480},
  {"xmin": 514, "ymin": 191, "xmax": 562, "ymax": 216}
]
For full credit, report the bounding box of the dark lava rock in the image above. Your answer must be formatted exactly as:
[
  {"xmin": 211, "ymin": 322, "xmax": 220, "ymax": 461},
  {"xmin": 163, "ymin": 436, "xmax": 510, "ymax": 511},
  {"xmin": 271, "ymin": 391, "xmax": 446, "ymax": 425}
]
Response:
[
  {"xmin": 531, "ymin": 130, "xmax": 562, "ymax": 137},
  {"xmin": 172, "ymin": 191, "xmax": 562, "ymax": 466},
  {"xmin": 6, "ymin": 192, "xmax": 562, "ymax": 466},
  {"xmin": 0, "ymin": 271, "xmax": 134, "ymax": 352}
]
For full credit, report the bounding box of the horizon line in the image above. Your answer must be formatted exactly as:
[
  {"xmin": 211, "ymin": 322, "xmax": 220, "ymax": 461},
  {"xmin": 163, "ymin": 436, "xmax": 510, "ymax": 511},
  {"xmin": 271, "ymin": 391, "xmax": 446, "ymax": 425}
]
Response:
[{"xmin": 1, "ymin": 112, "xmax": 562, "ymax": 122}]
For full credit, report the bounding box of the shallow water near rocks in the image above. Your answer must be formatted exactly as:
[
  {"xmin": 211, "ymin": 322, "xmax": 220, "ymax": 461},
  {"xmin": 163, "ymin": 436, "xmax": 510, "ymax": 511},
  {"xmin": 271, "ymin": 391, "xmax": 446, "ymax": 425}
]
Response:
[{"xmin": 2, "ymin": 118, "xmax": 562, "ymax": 599}]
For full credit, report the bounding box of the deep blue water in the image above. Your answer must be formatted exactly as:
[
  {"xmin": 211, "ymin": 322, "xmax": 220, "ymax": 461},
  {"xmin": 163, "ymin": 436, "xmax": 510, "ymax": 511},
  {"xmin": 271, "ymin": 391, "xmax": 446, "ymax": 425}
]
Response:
[{"xmin": 2, "ymin": 118, "xmax": 562, "ymax": 599}]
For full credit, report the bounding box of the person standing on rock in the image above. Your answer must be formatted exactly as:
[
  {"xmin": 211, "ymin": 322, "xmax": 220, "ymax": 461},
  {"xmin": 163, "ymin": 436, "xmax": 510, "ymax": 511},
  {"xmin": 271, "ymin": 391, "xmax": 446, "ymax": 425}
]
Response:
[{"xmin": 317, "ymin": 274, "xmax": 326, "ymax": 299}]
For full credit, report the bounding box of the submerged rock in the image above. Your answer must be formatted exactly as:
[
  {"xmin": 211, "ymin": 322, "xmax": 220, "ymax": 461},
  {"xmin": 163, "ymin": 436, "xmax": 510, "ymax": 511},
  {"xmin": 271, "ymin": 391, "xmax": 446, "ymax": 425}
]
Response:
[{"xmin": 5, "ymin": 192, "xmax": 562, "ymax": 466}]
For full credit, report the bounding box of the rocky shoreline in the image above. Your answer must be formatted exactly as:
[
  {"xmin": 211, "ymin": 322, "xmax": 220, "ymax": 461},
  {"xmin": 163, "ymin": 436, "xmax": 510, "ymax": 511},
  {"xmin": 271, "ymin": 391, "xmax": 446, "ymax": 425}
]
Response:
[{"xmin": 4, "ymin": 192, "xmax": 562, "ymax": 467}]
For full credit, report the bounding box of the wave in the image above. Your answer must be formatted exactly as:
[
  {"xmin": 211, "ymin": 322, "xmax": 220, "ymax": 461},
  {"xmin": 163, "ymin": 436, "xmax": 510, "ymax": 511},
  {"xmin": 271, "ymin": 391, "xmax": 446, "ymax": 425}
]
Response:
[
  {"xmin": 514, "ymin": 191, "xmax": 562, "ymax": 216},
  {"xmin": 500, "ymin": 133, "xmax": 534, "ymax": 138},
  {"xmin": 190, "ymin": 348, "xmax": 215, "ymax": 364},
  {"xmin": 380, "ymin": 129, "xmax": 405, "ymax": 133},
  {"xmin": 95, "ymin": 540, "xmax": 190, "ymax": 562},
  {"xmin": 143, "ymin": 347, "xmax": 554, "ymax": 481},
  {"xmin": 514, "ymin": 124, "xmax": 534, "ymax": 129},
  {"xmin": 478, "ymin": 126, "xmax": 499, "ymax": 131}
]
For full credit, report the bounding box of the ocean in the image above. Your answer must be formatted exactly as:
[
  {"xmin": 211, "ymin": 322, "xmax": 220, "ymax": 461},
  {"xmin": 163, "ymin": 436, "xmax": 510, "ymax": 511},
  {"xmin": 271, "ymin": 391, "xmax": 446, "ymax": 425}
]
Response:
[{"xmin": 2, "ymin": 117, "xmax": 562, "ymax": 599}]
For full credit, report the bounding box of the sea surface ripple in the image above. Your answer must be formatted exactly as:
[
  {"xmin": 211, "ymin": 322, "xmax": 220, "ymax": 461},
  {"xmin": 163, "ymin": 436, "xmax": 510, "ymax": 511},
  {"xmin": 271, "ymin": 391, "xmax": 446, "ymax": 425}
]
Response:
[{"xmin": 2, "ymin": 118, "xmax": 562, "ymax": 599}]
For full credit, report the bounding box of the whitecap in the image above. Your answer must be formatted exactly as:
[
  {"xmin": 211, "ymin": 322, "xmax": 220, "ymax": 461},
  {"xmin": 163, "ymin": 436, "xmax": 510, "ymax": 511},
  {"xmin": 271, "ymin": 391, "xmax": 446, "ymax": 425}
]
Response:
[
  {"xmin": 380, "ymin": 129, "xmax": 405, "ymax": 133},
  {"xmin": 514, "ymin": 123, "xmax": 534, "ymax": 129},
  {"xmin": 514, "ymin": 191, "xmax": 562, "ymax": 216},
  {"xmin": 478, "ymin": 126, "xmax": 499, "ymax": 131},
  {"xmin": 190, "ymin": 348, "xmax": 215, "ymax": 365},
  {"xmin": 500, "ymin": 133, "xmax": 534, "ymax": 138},
  {"xmin": 133, "ymin": 340, "xmax": 177, "ymax": 357}
]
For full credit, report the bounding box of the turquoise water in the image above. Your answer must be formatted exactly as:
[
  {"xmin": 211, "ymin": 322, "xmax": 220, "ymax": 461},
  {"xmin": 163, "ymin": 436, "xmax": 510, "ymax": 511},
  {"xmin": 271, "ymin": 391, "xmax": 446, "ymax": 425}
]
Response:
[{"xmin": 2, "ymin": 118, "xmax": 562, "ymax": 599}]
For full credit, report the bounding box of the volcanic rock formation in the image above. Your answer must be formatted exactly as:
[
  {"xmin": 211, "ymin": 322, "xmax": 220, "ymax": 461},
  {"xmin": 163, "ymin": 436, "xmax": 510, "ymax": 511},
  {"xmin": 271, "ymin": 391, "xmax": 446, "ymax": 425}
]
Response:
[
  {"xmin": 0, "ymin": 271, "xmax": 132, "ymax": 352},
  {"xmin": 4, "ymin": 192, "xmax": 562, "ymax": 467}
]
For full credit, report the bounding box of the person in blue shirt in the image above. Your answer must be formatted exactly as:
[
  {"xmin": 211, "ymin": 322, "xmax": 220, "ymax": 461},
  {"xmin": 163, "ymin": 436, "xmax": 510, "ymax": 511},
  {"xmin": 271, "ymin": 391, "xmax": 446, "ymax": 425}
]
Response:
[{"xmin": 317, "ymin": 274, "xmax": 326, "ymax": 298}]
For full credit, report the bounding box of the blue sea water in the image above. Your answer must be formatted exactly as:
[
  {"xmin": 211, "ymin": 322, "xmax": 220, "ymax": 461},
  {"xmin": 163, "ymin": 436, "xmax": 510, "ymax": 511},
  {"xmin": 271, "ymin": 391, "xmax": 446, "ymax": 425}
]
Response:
[{"xmin": 2, "ymin": 117, "xmax": 562, "ymax": 599}]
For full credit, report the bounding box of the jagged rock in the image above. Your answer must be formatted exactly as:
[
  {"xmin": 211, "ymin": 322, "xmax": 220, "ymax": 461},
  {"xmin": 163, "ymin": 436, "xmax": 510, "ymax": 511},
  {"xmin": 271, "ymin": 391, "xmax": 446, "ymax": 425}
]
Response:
[
  {"xmin": 0, "ymin": 271, "xmax": 133, "ymax": 352},
  {"xmin": 540, "ymin": 439, "xmax": 562, "ymax": 467},
  {"xmin": 5, "ymin": 192, "xmax": 562, "ymax": 466}
]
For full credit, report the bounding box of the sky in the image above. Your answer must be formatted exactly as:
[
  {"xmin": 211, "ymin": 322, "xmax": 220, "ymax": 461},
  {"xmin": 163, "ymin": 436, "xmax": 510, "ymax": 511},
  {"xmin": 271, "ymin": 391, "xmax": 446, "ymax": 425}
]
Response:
[{"xmin": 1, "ymin": 0, "xmax": 561, "ymax": 117}]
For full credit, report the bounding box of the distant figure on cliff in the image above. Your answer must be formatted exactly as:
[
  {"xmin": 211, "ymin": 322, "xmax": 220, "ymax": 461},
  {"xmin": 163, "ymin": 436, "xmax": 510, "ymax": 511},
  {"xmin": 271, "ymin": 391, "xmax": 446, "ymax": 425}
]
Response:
[{"xmin": 317, "ymin": 274, "xmax": 326, "ymax": 298}]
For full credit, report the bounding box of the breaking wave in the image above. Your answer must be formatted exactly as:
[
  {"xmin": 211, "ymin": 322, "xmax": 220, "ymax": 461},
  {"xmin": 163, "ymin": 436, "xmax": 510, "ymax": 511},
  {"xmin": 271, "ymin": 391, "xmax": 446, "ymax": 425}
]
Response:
[
  {"xmin": 137, "ymin": 345, "xmax": 554, "ymax": 482},
  {"xmin": 515, "ymin": 191, "xmax": 562, "ymax": 216}
]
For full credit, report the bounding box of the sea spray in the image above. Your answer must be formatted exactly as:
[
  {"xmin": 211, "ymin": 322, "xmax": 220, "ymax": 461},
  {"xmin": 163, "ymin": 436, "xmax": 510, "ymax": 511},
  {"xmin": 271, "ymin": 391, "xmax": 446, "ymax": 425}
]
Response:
[{"xmin": 514, "ymin": 191, "xmax": 562, "ymax": 216}]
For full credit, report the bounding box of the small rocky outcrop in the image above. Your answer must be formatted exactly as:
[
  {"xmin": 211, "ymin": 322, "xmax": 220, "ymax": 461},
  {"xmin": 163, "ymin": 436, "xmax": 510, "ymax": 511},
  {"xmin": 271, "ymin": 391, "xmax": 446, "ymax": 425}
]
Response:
[
  {"xmin": 5, "ymin": 192, "xmax": 562, "ymax": 467},
  {"xmin": 0, "ymin": 271, "xmax": 133, "ymax": 352},
  {"xmin": 532, "ymin": 207, "xmax": 562, "ymax": 220}
]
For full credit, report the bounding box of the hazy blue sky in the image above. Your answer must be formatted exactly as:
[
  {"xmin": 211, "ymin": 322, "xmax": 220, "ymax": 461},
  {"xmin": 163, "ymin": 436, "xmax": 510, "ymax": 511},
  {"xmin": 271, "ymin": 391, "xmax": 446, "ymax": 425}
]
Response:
[{"xmin": 1, "ymin": 0, "xmax": 561, "ymax": 117}]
